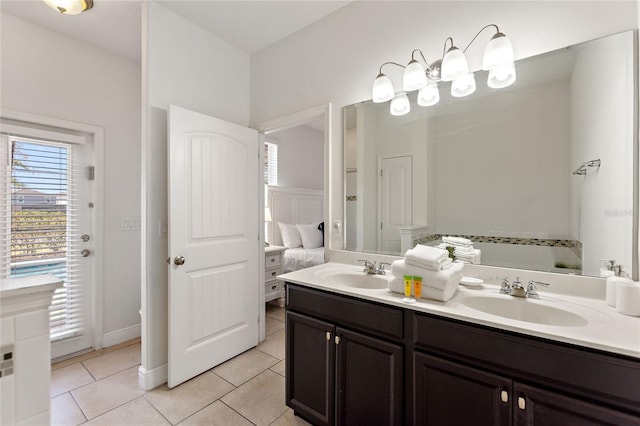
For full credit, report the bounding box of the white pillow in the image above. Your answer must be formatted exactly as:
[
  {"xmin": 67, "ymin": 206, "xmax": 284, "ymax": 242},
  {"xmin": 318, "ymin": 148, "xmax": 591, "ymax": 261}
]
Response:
[
  {"xmin": 297, "ymin": 223, "xmax": 323, "ymax": 249},
  {"xmin": 278, "ymin": 222, "xmax": 302, "ymax": 248}
]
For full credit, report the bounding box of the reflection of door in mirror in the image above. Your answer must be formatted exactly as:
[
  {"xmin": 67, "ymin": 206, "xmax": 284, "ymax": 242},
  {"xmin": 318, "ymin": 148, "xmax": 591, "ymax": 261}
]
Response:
[{"xmin": 379, "ymin": 156, "xmax": 412, "ymax": 253}]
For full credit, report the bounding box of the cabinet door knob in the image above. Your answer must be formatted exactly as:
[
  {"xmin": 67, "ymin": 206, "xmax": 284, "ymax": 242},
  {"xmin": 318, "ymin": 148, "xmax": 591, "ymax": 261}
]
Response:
[
  {"xmin": 500, "ymin": 390, "xmax": 508, "ymax": 403},
  {"xmin": 518, "ymin": 397, "xmax": 526, "ymax": 410},
  {"xmin": 335, "ymin": 336, "xmax": 341, "ymax": 345},
  {"xmin": 326, "ymin": 332, "xmax": 331, "ymax": 341},
  {"xmin": 271, "ymin": 271, "xmax": 277, "ymax": 277}
]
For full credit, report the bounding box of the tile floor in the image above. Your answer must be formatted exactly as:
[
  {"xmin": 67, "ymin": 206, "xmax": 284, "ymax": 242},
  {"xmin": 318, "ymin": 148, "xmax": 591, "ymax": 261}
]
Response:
[{"xmin": 51, "ymin": 304, "xmax": 310, "ymax": 426}]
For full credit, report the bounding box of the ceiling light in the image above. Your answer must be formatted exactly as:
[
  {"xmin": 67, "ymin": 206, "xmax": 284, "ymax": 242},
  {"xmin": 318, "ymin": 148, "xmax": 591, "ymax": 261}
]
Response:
[
  {"xmin": 43, "ymin": 0, "xmax": 93, "ymax": 15},
  {"xmin": 372, "ymin": 24, "xmax": 515, "ymax": 113}
]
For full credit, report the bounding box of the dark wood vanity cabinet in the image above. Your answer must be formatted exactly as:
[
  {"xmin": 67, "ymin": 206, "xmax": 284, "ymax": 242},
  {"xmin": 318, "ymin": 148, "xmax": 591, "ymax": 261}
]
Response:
[
  {"xmin": 285, "ymin": 283, "xmax": 640, "ymax": 426},
  {"xmin": 414, "ymin": 352, "xmax": 511, "ymax": 426},
  {"xmin": 286, "ymin": 285, "xmax": 404, "ymax": 426}
]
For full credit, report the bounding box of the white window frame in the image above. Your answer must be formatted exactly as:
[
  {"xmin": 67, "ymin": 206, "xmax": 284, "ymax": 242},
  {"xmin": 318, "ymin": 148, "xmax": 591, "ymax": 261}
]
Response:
[{"xmin": 0, "ymin": 110, "xmax": 105, "ymax": 352}]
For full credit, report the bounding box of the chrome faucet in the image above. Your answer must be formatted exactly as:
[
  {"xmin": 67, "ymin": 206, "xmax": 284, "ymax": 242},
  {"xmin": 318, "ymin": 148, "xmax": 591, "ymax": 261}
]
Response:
[
  {"xmin": 499, "ymin": 276, "xmax": 551, "ymax": 298},
  {"xmin": 358, "ymin": 260, "xmax": 387, "ymax": 275},
  {"xmin": 510, "ymin": 277, "xmax": 527, "ymax": 298},
  {"xmin": 526, "ymin": 280, "xmax": 550, "ymax": 299},
  {"xmin": 499, "ymin": 277, "xmax": 512, "ymax": 294}
]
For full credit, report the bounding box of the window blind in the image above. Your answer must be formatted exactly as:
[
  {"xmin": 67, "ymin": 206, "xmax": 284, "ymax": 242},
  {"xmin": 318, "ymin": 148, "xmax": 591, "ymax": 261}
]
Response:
[
  {"xmin": 1, "ymin": 136, "xmax": 84, "ymax": 342},
  {"xmin": 264, "ymin": 142, "xmax": 278, "ymax": 186}
]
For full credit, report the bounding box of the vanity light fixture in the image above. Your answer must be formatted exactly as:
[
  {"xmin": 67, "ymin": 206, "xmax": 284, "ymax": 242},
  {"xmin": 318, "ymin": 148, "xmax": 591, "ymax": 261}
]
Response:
[
  {"xmin": 372, "ymin": 24, "xmax": 515, "ymax": 115},
  {"xmin": 43, "ymin": 0, "xmax": 93, "ymax": 15},
  {"xmin": 390, "ymin": 93, "xmax": 411, "ymax": 116}
]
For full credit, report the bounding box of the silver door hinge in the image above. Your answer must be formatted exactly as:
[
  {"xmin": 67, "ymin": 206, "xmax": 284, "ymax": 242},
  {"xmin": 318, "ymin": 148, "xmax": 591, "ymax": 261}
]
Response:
[{"xmin": 86, "ymin": 166, "xmax": 95, "ymax": 180}]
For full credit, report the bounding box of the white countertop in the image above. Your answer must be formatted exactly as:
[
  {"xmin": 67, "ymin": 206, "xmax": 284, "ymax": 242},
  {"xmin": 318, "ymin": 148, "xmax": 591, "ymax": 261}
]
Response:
[{"xmin": 280, "ymin": 262, "xmax": 640, "ymax": 359}]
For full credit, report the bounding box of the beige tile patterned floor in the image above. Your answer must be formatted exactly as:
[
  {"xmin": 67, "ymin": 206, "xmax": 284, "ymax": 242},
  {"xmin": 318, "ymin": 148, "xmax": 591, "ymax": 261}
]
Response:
[{"xmin": 51, "ymin": 304, "xmax": 310, "ymax": 426}]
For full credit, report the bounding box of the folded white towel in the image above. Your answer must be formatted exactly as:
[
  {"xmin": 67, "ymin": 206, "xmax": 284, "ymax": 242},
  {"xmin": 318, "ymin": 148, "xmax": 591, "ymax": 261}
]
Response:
[
  {"xmin": 389, "ymin": 277, "xmax": 459, "ymax": 302},
  {"xmin": 391, "ymin": 260, "xmax": 463, "ymax": 291},
  {"xmin": 442, "ymin": 236, "xmax": 473, "ymax": 247},
  {"xmin": 405, "ymin": 245, "xmax": 450, "ymax": 271},
  {"xmin": 437, "ymin": 243, "xmax": 475, "ymax": 255},
  {"xmin": 454, "ymin": 249, "xmax": 481, "ymax": 264}
]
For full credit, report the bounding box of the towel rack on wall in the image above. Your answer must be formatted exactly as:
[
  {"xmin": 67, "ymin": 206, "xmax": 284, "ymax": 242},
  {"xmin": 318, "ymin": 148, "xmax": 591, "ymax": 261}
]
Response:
[{"xmin": 572, "ymin": 159, "xmax": 601, "ymax": 176}]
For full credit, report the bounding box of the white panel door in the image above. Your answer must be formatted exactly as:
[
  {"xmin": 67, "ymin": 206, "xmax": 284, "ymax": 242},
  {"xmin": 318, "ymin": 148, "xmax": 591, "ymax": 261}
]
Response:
[
  {"xmin": 380, "ymin": 156, "xmax": 412, "ymax": 253},
  {"xmin": 168, "ymin": 105, "xmax": 259, "ymax": 388}
]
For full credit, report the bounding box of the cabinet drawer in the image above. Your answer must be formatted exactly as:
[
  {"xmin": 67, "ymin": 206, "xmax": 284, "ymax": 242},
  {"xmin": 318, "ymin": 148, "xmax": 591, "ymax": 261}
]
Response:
[
  {"xmin": 266, "ymin": 281, "xmax": 283, "ymax": 295},
  {"xmin": 265, "ymin": 268, "xmax": 281, "ymax": 282},
  {"xmin": 266, "ymin": 253, "xmax": 281, "ymax": 268},
  {"xmin": 287, "ymin": 284, "xmax": 403, "ymax": 341}
]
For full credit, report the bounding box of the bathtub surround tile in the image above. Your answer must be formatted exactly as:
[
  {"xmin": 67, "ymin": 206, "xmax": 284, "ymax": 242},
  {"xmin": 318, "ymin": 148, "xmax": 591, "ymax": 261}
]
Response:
[
  {"xmin": 256, "ymin": 328, "xmax": 285, "ymax": 360},
  {"xmin": 51, "ymin": 392, "xmax": 86, "ymax": 426},
  {"xmin": 71, "ymin": 366, "xmax": 145, "ymax": 420},
  {"xmin": 213, "ymin": 348, "xmax": 279, "ymax": 387},
  {"xmin": 51, "ymin": 362, "xmax": 95, "ymax": 396},
  {"xmin": 84, "ymin": 397, "xmax": 170, "ymax": 426},
  {"xmin": 82, "ymin": 342, "xmax": 141, "ymax": 380},
  {"xmin": 221, "ymin": 370, "xmax": 287, "ymax": 426},
  {"xmin": 145, "ymin": 371, "xmax": 235, "ymax": 424},
  {"xmin": 178, "ymin": 401, "xmax": 253, "ymax": 426},
  {"xmin": 413, "ymin": 233, "xmax": 580, "ymax": 249}
]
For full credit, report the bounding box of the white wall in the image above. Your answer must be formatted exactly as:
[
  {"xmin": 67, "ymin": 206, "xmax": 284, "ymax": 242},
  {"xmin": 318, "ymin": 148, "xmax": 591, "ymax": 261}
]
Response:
[
  {"xmin": 1, "ymin": 14, "xmax": 142, "ymax": 344},
  {"xmin": 250, "ymin": 1, "xmax": 638, "ymax": 263},
  {"xmin": 141, "ymin": 1, "xmax": 250, "ymax": 388},
  {"xmin": 433, "ymin": 82, "xmax": 570, "ymax": 238},
  {"xmin": 268, "ymin": 125, "xmax": 324, "ymax": 190}
]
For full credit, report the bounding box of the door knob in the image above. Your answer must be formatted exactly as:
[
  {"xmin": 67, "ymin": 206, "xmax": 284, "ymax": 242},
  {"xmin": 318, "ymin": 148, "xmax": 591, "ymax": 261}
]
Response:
[
  {"xmin": 81, "ymin": 249, "xmax": 91, "ymax": 257},
  {"xmin": 174, "ymin": 255, "xmax": 186, "ymax": 266}
]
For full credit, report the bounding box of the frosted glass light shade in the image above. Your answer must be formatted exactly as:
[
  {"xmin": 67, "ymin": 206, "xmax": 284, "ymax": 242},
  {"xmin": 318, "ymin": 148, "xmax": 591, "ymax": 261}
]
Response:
[
  {"xmin": 482, "ymin": 33, "xmax": 514, "ymax": 70},
  {"xmin": 403, "ymin": 60, "xmax": 428, "ymax": 91},
  {"xmin": 441, "ymin": 47, "xmax": 469, "ymax": 82},
  {"xmin": 417, "ymin": 83, "xmax": 440, "ymax": 107},
  {"xmin": 390, "ymin": 93, "xmax": 410, "ymax": 116},
  {"xmin": 43, "ymin": 0, "xmax": 93, "ymax": 14},
  {"xmin": 487, "ymin": 62, "xmax": 516, "ymax": 88},
  {"xmin": 451, "ymin": 72, "xmax": 476, "ymax": 97},
  {"xmin": 372, "ymin": 74, "xmax": 395, "ymax": 103}
]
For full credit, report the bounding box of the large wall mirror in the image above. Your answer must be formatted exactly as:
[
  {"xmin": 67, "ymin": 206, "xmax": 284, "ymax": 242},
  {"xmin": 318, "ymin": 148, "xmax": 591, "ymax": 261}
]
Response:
[{"xmin": 343, "ymin": 30, "xmax": 637, "ymax": 278}]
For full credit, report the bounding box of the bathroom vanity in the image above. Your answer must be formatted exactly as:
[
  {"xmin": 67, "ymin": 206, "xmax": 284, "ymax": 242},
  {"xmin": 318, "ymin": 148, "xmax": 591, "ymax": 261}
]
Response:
[{"xmin": 282, "ymin": 263, "xmax": 640, "ymax": 426}]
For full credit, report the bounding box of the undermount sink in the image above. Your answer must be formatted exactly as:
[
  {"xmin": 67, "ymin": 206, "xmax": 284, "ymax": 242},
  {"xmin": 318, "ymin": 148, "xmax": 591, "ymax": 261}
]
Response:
[
  {"xmin": 461, "ymin": 296, "xmax": 589, "ymax": 327},
  {"xmin": 318, "ymin": 271, "xmax": 390, "ymax": 289}
]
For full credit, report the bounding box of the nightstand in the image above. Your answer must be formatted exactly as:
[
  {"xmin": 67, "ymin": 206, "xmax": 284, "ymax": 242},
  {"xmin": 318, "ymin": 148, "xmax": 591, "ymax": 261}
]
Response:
[{"xmin": 265, "ymin": 245, "xmax": 286, "ymax": 307}]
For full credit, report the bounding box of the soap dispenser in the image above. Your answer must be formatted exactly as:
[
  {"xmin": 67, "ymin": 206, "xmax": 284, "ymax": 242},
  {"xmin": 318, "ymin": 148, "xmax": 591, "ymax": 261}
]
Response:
[{"xmin": 606, "ymin": 264, "xmax": 631, "ymax": 307}]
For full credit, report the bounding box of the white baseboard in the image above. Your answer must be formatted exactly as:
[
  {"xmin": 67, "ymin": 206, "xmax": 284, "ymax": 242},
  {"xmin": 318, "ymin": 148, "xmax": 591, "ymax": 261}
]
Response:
[
  {"xmin": 138, "ymin": 364, "xmax": 167, "ymax": 390},
  {"xmin": 102, "ymin": 323, "xmax": 141, "ymax": 348}
]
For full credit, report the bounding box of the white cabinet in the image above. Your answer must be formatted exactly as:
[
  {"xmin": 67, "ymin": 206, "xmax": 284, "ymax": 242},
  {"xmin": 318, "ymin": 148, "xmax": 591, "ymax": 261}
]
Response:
[
  {"xmin": 1, "ymin": 275, "xmax": 62, "ymax": 426},
  {"xmin": 265, "ymin": 246, "xmax": 286, "ymax": 307}
]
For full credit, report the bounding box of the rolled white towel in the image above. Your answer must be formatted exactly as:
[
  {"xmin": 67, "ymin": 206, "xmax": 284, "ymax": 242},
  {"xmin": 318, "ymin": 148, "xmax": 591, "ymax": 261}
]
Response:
[
  {"xmin": 391, "ymin": 259, "xmax": 463, "ymax": 291},
  {"xmin": 442, "ymin": 236, "xmax": 473, "ymax": 247},
  {"xmin": 389, "ymin": 277, "xmax": 459, "ymax": 302},
  {"xmin": 405, "ymin": 245, "xmax": 450, "ymax": 271}
]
